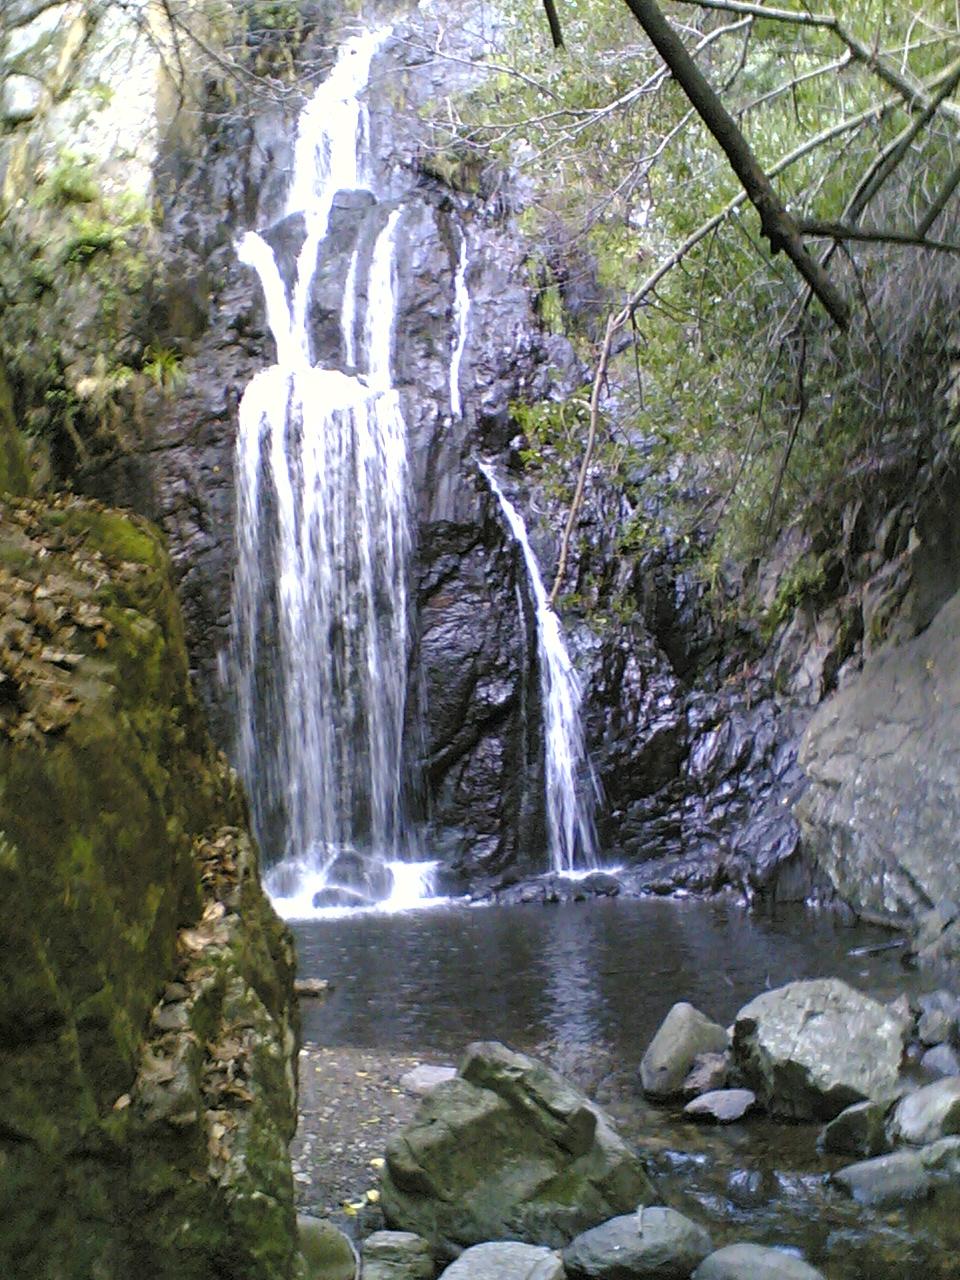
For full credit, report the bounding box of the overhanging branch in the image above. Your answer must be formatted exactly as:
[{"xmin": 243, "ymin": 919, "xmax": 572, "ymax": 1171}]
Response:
[{"xmin": 618, "ymin": 0, "xmax": 850, "ymax": 329}]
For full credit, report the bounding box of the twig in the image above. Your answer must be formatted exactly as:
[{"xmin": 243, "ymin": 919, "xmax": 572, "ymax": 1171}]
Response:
[
  {"xmin": 548, "ymin": 313, "xmax": 617, "ymax": 606},
  {"xmin": 797, "ymin": 220, "xmax": 960, "ymax": 254}
]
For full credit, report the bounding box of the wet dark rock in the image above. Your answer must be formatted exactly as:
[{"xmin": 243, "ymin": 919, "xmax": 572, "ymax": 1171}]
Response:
[
  {"xmin": 723, "ymin": 1168, "xmax": 778, "ymax": 1209},
  {"xmin": 481, "ymin": 871, "xmax": 624, "ymax": 907},
  {"xmin": 681, "ymin": 1052, "xmax": 729, "ymax": 1099},
  {"xmin": 562, "ymin": 1205, "xmax": 713, "ymax": 1280},
  {"xmin": 831, "ymin": 1136, "xmax": 960, "ymax": 1207},
  {"xmin": 323, "ymin": 849, "xmax": 395, "ymax": 902},
  {"xmin": 640, "ymin": 1003, "xmax": 729, "ymax": 1100},
  {"xmin": 820, "ymin": 1099, "xmax": 894, "ymax": 1159}
]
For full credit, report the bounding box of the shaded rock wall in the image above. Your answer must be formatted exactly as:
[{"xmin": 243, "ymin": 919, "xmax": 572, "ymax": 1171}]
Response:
[
  {"xmin": 798, "ymin": 586, "xmax": 960, "ymax": 921},
  {"xmin": 0, "ymin": 495, "xmax": 298, "ymax": 1279}
]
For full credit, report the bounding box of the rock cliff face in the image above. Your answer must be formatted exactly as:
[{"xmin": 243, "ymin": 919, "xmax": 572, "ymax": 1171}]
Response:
[
  {"xmin": 0, "ymin": 494, "xmax": 298, "ymax": 1279},
  {"xmin": 798, "ymin": 586, "xmax": 960, "ymax": 921}
]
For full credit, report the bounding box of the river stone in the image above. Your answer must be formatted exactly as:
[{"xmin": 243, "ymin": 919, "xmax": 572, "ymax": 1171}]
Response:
[
  {"xmin": 681, "ymin": 1053, "xmax": 729, "ymax": 1099},
  {"xmin": 831, "ymin": 1136, "xmax": 960, "ymax": 1206},
  {"xmin": 299, "ymin": 1215, "xmax": 358, "ymax": 1280},
  {"xmin": 400, "ymin": 1064, "xmax": 458, "ymax": 1095},
  {"xmin": 640, "ymin": 1003, "xmax": 729, "ymax": 1099},
  {"xmin": 562, "ymin": 1205, "xmax": 713, "ymax": 1279},
  {"xmin": 733, "ymin": 979, "xmax": 906, "ymax": 1120},
  {"xmin": 361, "ymin": 1230, "xmax": 434, "ymax": 1280},
  {"xmin": 888, "ymin": 1077, "xmax": 960, "ymax": 1146},
  {"xmin": 683, "ymin": 1089, "xmax": 756, "ymax": 1124},
  {"xmin": 918, "ymin": 1007, "xmax": 956, "ymax": 1046},
  {"xmin": 922, "ymin": 1043, "xmax": 960, "ymax": 1078},
  {"xmin": 381, "ymin": 1041, "xmax": 656, "ymax": 1254},
  {"xmin": 693, "ymin": 1243, "xmax": 824, "ymax": 1280},
  {"xmin": 820, "ymin": 1099, "xmax": 893, "ymax": 1158},
  {"xmin": 439, "ymin": 1242, "xmax": 564, "ymax": 1280}
]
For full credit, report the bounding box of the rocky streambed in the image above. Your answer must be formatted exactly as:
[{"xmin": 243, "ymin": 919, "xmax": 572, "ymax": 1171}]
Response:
[{"xmin": 289, "ymin": 903, "xmax": 960, "ymax": 1280}]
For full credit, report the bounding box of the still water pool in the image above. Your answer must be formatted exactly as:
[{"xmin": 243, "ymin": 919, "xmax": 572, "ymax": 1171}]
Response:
[
  {"xmin": 293, "ymin": 897, "xmax": 908, "ymax": 1058},
  {"xmin": 292, "ymin": 898, "xmax": 956, "ymax": 1280}
]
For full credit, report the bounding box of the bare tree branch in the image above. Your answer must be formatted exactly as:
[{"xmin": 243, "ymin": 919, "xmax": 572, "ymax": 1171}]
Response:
[
  {"xmin": 918, "ymin": 156, "xmax": 960, "ymax": 235},
  {"xmin": 549, "ymin": 314, "xmax": 617, "ymax": 607},
  {"xmin": 618, "ymin": 0, "xmax": 851, "ymax": 328},
  {"xmin": 798, "ymin": 219, "xmax": 960, "ymax": 254},
  {"xmin": 542, "ymin": 0, "xmax": 564, "ymax": 49},
  {"xmin": 673, "ymin": 0, "xmax": 960, "ymax": 121}
]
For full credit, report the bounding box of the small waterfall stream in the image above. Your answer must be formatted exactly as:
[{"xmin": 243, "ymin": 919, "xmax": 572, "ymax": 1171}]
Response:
[{"xmin": 480, "ymin": 463, "xmax": 599, "ymax": 873}]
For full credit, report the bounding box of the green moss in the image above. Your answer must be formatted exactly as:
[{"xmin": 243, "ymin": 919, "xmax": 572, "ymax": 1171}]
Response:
[
  {"xmin": 763, "ymin": 554, "xmax": 828, "ymax": 637},
  {"xmin": 0, "ymin": 497, "xmax": 296, "ymax": 1279},
  {"xmin": 0, "ymin": 364, "xmax": 31, "ymax": 497}
]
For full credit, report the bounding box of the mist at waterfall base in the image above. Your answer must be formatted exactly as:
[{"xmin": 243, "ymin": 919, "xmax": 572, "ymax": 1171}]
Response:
[{"xmin": 228, "ymin": 29, "xmax": 605, "ymax": 921}]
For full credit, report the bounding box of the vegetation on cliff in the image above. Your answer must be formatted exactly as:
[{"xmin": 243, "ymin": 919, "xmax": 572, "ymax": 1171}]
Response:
[{"xmin": 430, "ymin": 0, "xmax": 960, "ymax": 612}]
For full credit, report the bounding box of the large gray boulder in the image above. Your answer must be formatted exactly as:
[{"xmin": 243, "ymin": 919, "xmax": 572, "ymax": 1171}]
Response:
[
  {"xmin": 693, "ymin": 1243, "xmax": 825, "ymax": 1280},
  {"xmin": 439, "ymin": 1243, "xmax": 564, "ymax": 1280},
  {"xmin": 831, "ymin": 1136, "xmax": 960, "ymax": 1207},
  {"xmin": 733, "ymin": 979, "xmax": 906, "ymax": 1120},
  {"xmin": 562, "ymin": 1206, "xmax": 712, "ymax": 1279},
  {"xmin": 797, "ymin": 589, "xmax": 960, "ymax": 920},
  {"xmin": 640, "ymin": 1003, "xmax": 729, "ymax": 1099},
  {"xmin": 381, "ymin": 1042, "xmax": 656, "ymax": 1255}
]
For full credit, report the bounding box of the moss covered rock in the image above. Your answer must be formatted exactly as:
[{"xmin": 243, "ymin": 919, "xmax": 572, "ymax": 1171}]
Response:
[{"xmin": 0, "ymin": 493, "xmax": 298, "ymax": 1279}]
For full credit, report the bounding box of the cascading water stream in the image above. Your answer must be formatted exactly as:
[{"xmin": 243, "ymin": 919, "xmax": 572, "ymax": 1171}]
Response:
[
  {"xmin": 229, "ymin": 30, "xmax": 416, "ymax": 907},
  {"xmin": 479, "ymin": 463, "xmax": 599, "ymax": 874},
  {"xmin": 449, "ymin": 230, "xmax": 469, "ymax": 417}
]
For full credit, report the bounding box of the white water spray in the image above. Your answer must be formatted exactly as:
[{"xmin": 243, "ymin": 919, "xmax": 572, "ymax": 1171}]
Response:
[
  {"xmin": 479, "ymin": 463, "xmax": 599, "ymax": 873},
  {"xmin": 229, "ymin": 30, "xmax": 415, "ymax": 901}
]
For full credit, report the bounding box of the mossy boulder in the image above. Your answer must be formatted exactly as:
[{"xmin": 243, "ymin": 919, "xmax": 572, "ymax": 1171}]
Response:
[
  {"xmin": 381, "ymin": 1041, "xmax": 656, "ymax": 1257},
  {"xmin": 0, "ymin": 494, "xmax": 298, "ymax": 1279}
]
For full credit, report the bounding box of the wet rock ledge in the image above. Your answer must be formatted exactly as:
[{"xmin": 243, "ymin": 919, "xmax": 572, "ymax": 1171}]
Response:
[{"xmin": 0, "ymin": 494, "xmax": 298, "ymax": 1280}]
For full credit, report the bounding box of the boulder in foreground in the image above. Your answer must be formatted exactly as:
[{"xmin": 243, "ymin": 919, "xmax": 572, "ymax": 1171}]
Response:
[
  {"xmin": 693, "ymin": 1242, "xmax": 825, "ymax": 1280},
  {"xmin": 439, "ymin": 1242, "xmax": 564, "ymax": 1280},
  {"xmin": 381, "ymin": 1041, "xmax": 656, "ymax": 1255},
  {"xmin": 562, "ymin": 1205, "xmax": 712, "ymax": 1279}
]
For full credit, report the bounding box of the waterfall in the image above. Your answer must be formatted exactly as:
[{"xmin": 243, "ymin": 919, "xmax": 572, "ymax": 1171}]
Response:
[
  {"xmin": 229, "ymin": 29, "xmax": 414, "ymax": 901},
  {"xmin": 479, "ymin": 463, "xmax": 599, "ymax": 874}
]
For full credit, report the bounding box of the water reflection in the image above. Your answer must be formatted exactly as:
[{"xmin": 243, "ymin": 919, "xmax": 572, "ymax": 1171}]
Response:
[{"xmin": 292, "ymin": 898, "xmax": 909, "ymax": 1060}]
